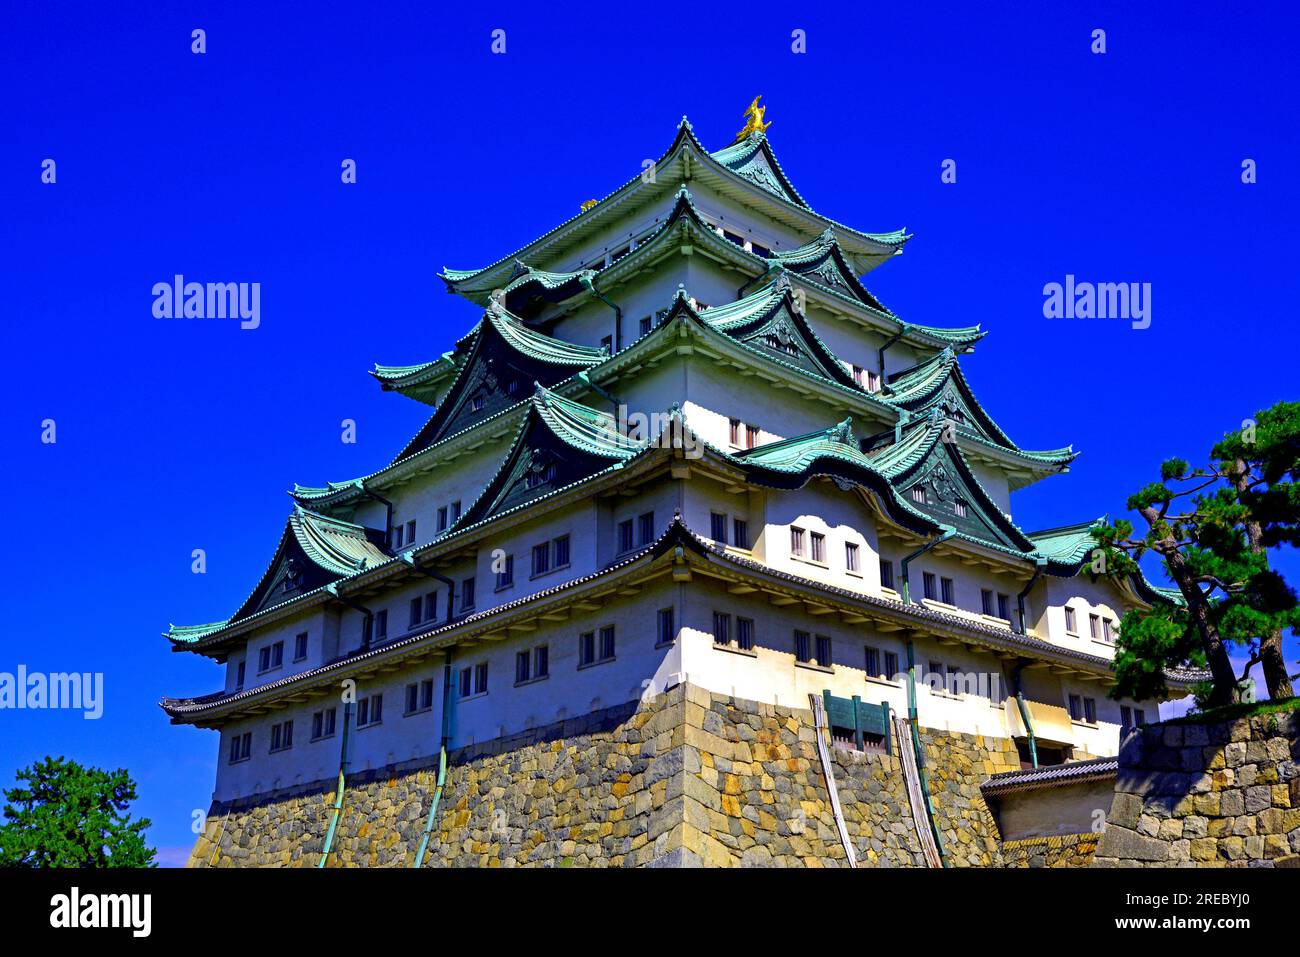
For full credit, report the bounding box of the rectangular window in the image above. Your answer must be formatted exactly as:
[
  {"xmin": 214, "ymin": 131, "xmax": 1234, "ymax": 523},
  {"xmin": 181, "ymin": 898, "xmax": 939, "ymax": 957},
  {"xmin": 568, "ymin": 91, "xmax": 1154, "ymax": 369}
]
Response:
[
  {"xmin": 880, "ymin": 560, "xmax": 894, "ymax": 590},
  {"xmin": 532, "ymin": 541, "xmax": 550, "ymax": 576},
  {"xmin": 884, "ymin": 651, "xmax": 899, "ymax": 680},
  {"xmin": 1135, "ymin": 708, "xmax": 1146, "ymax": 726},
  {"xmin": 437, "ymin": 507, "xmax": 448, "ymax": 532},
  {"xmin": 229, "ymin": 732, "xmax": 252, "ymax": 764},
  {"xmin": 1120, "ymin": 705, "xmax": 1132, "ymax": 730},
  {"xmin": 600, "ymin": 334, "xmax": 613, "ymax": 352},
  {"xmin": 638, "ymin": 511, "xmax": 654, "ymax": 546},
  {"xmin": 272, "ymin": 641, "xmax": 284, "ymax": 667},
  {"xmin": 474, "ymin": 662, "xmax": 488, "ymax": 695},
  {"xmin": 515, "ymin": 650, "xmax": 530, "ymax": 685},
  {"xmin": 866, "ymin": 370, "xmax": 881, "ymax": 393},
  {"xmin": 496, "ymin": 554, "xmax": 514, "ymax": 589},
  {"xmin": 953, "ymin": 500, "xmax": 968, "ymax": 518},
  {"xmin": 533, "ymin": 645, "xmax": 549, "ymax": 679},
  {"xmin": 814, "ymin": 635, "xmax": 832, "ymax": 668},
  {"xmin": 746, "ymin": 425, "xmax": 759, "ymax": 449},
  {"xmin": 657, "ymin": 607, "xmax": 674, "ymax": 645},
  {"xmin": 311, "ymin": 708, "xmax": 337, "ymax": 741},
  {"xmin": 406, "ymin": 519, "xmax": 417, "ymax": 544},
  {"xmin": 911, "ymin": 487, "xmax": 927, "ymax": 505},
  {"xmin": 1068, "ymin": 694, "xmax": 1083, "ymax": 721},
  {"xmin": 553, "ymin": 534, "xmax": 570, "ymax": 567},
  {"xmin": 923, "ymin": 572, "xmax": 937, "ymax": 601},
  {"xmin": 450, "ymin": 501, "xmax": 461, "ymax": 522},
  {"xmin": 618, "ymin": 519, "xmax": 634, "ymax": 553},
  {"xmin": 737, "ymin": 617, "xmax": 754, "ymax": 651},
  {"xmin": 997, "ymin": 593, "xmax": 1011, "ymax": 621},
  {"xmin": 459, "ymin": 667, "xmax": 472, "ymax": 697},
  {"xmin": 865, "ymin": 646, "xmax": 880, "ymax": 678},
  {"xmin": 732, "ymin": 518, "xmax": 749, "ymax": 549},
  {"xmin": 599, "ymin": 625, "xmax": 615, "ymax": 661},
  {"xmin": 851, "ymin": 364, "xmax": 865, "ymax": 387},
  {"xmin": 1089, "ymin": 614, "xmax": 1101, "ymax": 640},
  {"xmin": 409, "ymin": 597, "xmax": 422, "ymax": 629},
  {"xmin": 791, "ymin": 526, "xmax": 806, "ymax": 558},
  {"xmin": 947, "ymin": 664, "xmax": 965, "ymax": 695},
  {"xmin": 929, "ymin": 662, "xmax": 944, "ymax": 691},
  {"xmin": 794, "ymin": 630, "xmax": 811, "ymax": 663},
  {"xmin": 810, "ymin": 532, "xmax": 826, "ymax": 563},
  {"xmin": 375, "ymin": 609, "xmax": 388, "ymax": 639},
  {"xmin": 845, "ymin": 542, "xmax": 860, "ymax": 572},
  {"xmin": 1084, "ymin": 697, "xmax": 1097, "ymax": 723},
  {"xmin": 406, "ymin": 682, "xmax": 420, "ymax": 714},
  {"xmin": 710, "ymin": 512, "xmax": 728, "ymax": 544},
  {"xmin": 235, "ymin": 660, "xmax": 245, "ymax": 691},
  {"xmin": 981, "ymin": 589, "xmax": 994, "ymax": 616},
  {"xmin": 357, "ymin": 694, "xmax": 383, "ymax": 728},
  {"xmin": 579, "ymin": 631, "xmax": 596, "ymax": 667},
  {"xmin": 1102, "ymin": 619, "xmax": 1115, "ymax": 643},
  {"xmin": 729, "ymin": 418, "xmax": 741, "ymax": 446},
  {"xmin": 393, "ymin": 524, "xmax": 404, "ymax": 549},
  {"xmin": 639, "ymin": 315, "xmax": 652, "ymax": 336},
  {"xmin": 420, "ymin": 678, "xmax": 434, "ymax": 710},
  {"xmin": 293, "ymin": 632, "xmax": 308, "ymax": 661},
  {"xmin": 712, "ymin": 611, "xmax": 731, "ymax": 645},
  {"xmin": 1064, "ymin": 606, "xmax": 1077, "ymax": 633},
  {"xmin": 461, "ymin": 577, "xmax": 475, "ymax": 610},
  {"xmin": 940, "ymin": 577, "xmax": 955, "ymax": 605}
]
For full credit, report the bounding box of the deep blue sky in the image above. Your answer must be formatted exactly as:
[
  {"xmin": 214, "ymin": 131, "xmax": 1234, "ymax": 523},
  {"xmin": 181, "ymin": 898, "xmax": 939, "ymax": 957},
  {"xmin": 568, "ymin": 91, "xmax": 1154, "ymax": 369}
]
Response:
[{"xmin": 3, "ymin": 2, "xmax": 1297, "ymax": 864}]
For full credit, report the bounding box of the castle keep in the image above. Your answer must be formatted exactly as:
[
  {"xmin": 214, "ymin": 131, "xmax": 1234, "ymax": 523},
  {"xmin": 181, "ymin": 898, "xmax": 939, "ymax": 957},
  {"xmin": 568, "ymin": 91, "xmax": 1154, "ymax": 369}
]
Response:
[{"xmin": 164, "ymin": 101, "xmax": 1200, "ymax": 867}]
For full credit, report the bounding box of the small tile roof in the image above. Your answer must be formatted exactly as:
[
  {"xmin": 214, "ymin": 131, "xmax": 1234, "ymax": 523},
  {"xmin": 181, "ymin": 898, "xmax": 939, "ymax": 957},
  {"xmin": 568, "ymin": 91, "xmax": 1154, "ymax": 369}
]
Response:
[{"xmin": 980, "ymin": 756, "xmax": 1119, "ymax": 795}]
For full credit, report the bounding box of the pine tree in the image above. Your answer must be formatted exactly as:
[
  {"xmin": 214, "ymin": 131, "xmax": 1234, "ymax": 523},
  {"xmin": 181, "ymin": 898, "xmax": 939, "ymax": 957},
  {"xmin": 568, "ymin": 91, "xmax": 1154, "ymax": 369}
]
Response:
[
  {"xmin": 0, "ymin": 756, "xmax": 156, "ymax": 867},
  {"xmin": 1091, "ymin": 401, "xmax": 1300, "ymax": 707}
]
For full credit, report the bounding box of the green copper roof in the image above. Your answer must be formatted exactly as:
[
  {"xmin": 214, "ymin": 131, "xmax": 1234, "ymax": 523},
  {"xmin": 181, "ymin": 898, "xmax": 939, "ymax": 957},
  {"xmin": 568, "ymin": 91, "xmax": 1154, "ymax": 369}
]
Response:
[
  {"xmin": 439, "ymin": 118, "xmax": 909, "ymax": 296},
  {"xmin": 288, "ymin": 507, "xmax": 391, "ymax": 576},
  {"xmin": 881, "ymin": 348, "xmax": 1077, "ymax": 469},
  {"xmin": 167, "ymin": 507, "xmax": 392, "ymax": 646},
  {"xmin": 526, "ymin": 384, "xmax": 641, "ymax": 460},
  {"xmin": 1026, "ymin": 518, "xmax": 1107, "ymax": 565},
  {"xmin": 165, "ymin": 620, "xmax": 230, "ymax": 644},
  {"xmin": 736, "ymin": 418, "xmax": 870, "ymax": 472},
  {"xmin": 482, "ymin": 302, "xmax": 609, "ymax": 365}
]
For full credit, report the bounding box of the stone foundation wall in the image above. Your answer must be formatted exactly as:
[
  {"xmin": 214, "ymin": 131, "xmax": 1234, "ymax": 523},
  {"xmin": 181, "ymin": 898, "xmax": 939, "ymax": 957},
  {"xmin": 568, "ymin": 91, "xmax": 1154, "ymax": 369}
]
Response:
[
  {"xmin": 1093, "ymin": 709, "xmax": 1300, "ymax": 868},
  {"xmin": 1001, "ymin": 833, "xmax": 1099, "ymax": 867},
  {"xmin": 189, "ymin": 683, "xmax": 1018, "ymax": 868}
]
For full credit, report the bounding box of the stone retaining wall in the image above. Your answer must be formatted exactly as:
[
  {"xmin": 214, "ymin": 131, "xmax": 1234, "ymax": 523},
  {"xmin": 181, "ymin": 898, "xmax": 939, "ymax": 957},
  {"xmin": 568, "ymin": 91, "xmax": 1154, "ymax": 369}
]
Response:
[
  {"xmin": 188, "ymin": 683, "xmax": 1019, "ymax": 867},
  {"xmin": 1001, "ymin": 833, "xmax": 1099, "ymax": 867},
  {"xmin": 1093, "ymin": 710, "xmax": 1300, "ymax": 868}
]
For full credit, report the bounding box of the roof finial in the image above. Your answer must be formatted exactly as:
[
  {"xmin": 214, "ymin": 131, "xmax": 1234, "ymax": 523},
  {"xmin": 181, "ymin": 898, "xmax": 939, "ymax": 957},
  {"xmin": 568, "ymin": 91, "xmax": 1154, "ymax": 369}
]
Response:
[
  {"xmin": 734, "ymin": 95, "xmax": 771, "ymax": 143},
  {"xmin": 580, "ymin": 199, "xmax": 598, "ymax": 213}
]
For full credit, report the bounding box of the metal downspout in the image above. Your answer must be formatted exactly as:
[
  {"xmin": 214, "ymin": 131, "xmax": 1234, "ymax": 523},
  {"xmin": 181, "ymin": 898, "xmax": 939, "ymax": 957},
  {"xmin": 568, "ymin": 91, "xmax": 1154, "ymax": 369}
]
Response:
[
  {"xmin": 1012, "ymin": 561, "xmax": 1046, "ymax": 768},
  {"xmin": 578, "ymin": 370, "xmax": 621, "ymax": 419},
  {"xmin": 317, "ymin": 700, "xmax": 353, "ymax": 868},
  {"xmin": 359, "ymin": 484, "xmax": 394, "ymax": 545},
  {"xmin": 412, "ymin": 650, "xmax": 455, "ymax": 868},
  {"xmin": 328, "ymin": 584, "xmax": 374, "ymax": 651},
  {"xmin": 877, "ymin": 326, "xmax": 908, "ymax": 381},
  {"xmin": 400, "ymin": 552, "xmax": 456, "ymax": 625},
  {"xmin": 899, "ymin": 527, "xmax": 955, "ymax": 604},
  {"xmin": 588, "ymin": 276, "xmax": 623, "ymax": 351},
  {"xmin": 1016, "ymin": 560, "xmax": 1046, "ymax": 636},
  {"xmin": 906, "ymin": 637, "xmax": 949, "ymax": 867}
]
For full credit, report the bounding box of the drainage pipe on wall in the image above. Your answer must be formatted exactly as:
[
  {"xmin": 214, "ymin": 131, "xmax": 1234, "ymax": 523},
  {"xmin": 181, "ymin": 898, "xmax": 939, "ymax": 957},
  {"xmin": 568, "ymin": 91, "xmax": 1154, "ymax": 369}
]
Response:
[
  {"xmin": 1010, "ymin": 659, "xmax": 1039, "ymax": 769},
  {"xmin": 316, "ymin": 700, "xmax": 353, "ymax": 868},
  {"xmin": 412, "ymin": 651, "xmax": 455, "ymax": 868},
  {"xmin": 905, "ymin": 636, "xmax": 949, "ymax": 868}
]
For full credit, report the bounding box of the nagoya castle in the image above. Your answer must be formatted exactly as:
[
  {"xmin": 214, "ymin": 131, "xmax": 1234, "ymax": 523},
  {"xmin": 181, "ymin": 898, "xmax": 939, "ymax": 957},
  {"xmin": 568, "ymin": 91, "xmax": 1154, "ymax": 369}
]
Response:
[{"xmin": 166, "ymin": 100, "xmax": 1197, "ymax": 868}]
